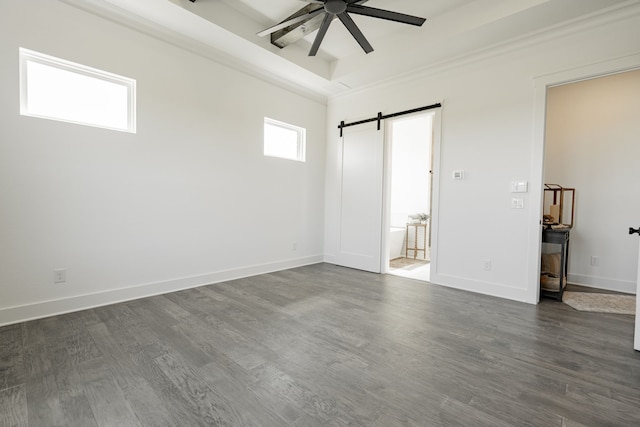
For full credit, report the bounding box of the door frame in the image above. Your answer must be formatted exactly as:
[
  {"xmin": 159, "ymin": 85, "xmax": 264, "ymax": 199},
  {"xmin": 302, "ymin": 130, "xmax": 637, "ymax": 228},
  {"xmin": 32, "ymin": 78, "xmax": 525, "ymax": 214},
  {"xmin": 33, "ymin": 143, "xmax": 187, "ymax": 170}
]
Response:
[
  {"xmin": 635, "ymin": 243, "xmax": 640, "ymax": 351},
  {"xmin": 528, "ymin": 53, "xmax": 640, "ymax": 304},
  {"xmin": 381, "ymin": 108, "xmax": 442, "ymax": 274}
]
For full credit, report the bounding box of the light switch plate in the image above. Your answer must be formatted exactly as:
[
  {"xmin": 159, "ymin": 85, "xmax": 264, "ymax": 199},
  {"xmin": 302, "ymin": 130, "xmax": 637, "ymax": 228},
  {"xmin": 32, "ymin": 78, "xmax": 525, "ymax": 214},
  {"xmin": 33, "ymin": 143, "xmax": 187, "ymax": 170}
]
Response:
[
  {"xmin": 511, "ymin": 181, "xmax": 528, "ymax": 193},
  {"xmin": 453, "ymin": 170, "xmax": 464, "ymax": 180},
  {"xmin": 511, "ymin": 198, "xmax": 525, "ymax": 209}
]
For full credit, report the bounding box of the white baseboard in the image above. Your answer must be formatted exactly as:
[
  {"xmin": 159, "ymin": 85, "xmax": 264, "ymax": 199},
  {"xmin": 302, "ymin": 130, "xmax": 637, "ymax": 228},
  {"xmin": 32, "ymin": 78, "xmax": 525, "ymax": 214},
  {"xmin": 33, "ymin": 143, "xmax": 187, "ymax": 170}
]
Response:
[
  {"xmin": 429, "ymin": 272, "xmax": 531, "ymax": 304},
  {"xmin": 568, "ymin": 273, "xmax": 636, "ymax": 295},
  {"xmin": 0, "ymin": 255, "xmax": 324, "ymax": 327}
]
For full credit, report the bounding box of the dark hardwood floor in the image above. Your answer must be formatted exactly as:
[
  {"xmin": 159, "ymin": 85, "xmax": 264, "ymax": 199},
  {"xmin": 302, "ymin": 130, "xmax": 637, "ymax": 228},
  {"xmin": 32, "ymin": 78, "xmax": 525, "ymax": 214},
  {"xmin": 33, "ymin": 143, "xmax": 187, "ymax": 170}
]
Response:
[{"xmin": 1, "ymin": 263, "xmax": 639, "ymax": 426}]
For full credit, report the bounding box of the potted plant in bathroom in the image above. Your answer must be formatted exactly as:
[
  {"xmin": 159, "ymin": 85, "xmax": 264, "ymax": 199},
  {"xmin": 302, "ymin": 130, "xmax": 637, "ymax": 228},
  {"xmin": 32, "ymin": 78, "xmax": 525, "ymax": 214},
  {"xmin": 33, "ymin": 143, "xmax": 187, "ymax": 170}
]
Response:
[{"xmin": 408, "ymin": 213, "xmax": 429, "ymax": 224}]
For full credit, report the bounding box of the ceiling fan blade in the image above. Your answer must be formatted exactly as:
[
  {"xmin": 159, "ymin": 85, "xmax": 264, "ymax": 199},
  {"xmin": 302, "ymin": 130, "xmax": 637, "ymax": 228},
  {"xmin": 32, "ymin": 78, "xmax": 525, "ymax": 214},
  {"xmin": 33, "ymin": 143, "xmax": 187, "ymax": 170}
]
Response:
[
  {"xmin": 309, "ymin": 13, "xmax": 333, "ymax": 56},
  {"xmin": 257, "ymin": 8, "xmax": 324, "ymax": 37},
  {"xmin": 337, "ymin": 12, "xmax": 373, "ymax": 54},
  {"xmin": 346, "ymin": 4, "xmax": 426, "ymax": 26}
]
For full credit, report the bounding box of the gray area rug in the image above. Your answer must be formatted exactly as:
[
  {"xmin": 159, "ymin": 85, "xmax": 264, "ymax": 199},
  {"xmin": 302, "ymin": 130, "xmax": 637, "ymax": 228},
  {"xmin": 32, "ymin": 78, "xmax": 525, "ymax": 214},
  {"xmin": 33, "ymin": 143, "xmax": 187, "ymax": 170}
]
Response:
[{"xmin": 562, "ymin": 291, "xmax": 636, "ymax": 315}]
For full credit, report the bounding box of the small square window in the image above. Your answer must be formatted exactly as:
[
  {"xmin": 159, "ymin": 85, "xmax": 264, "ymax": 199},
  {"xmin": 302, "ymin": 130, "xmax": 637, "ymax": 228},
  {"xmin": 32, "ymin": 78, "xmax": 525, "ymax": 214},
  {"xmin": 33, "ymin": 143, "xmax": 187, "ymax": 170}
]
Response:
[
  {"xmin": 19, "ymin": 48, "xmax": 136, "ymax": 133},
  {"xmin": 264, "ymin": 117, "xmax": 306, "ymax": 162}
]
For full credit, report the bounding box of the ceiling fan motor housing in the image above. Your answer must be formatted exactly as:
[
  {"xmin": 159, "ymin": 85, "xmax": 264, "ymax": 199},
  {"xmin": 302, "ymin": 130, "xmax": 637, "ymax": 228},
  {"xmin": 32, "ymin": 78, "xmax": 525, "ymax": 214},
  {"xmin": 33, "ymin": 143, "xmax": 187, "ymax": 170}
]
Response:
[{"xmin": 325, "ymin": 0, "xmax": 347, "ymax": 14}]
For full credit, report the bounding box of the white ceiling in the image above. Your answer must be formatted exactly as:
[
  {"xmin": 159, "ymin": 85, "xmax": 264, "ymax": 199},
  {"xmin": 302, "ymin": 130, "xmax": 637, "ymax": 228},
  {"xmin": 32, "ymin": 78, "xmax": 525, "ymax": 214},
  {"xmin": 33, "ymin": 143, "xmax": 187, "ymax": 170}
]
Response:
[{"xmin": 73, "ymin": 0, "xmax": 636, "ymax": 98}]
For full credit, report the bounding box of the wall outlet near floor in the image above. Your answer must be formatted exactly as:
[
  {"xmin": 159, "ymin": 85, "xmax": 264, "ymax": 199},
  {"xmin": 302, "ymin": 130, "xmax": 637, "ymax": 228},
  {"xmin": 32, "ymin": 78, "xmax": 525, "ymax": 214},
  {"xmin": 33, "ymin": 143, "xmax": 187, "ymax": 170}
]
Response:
[
  {"xmin": 292, "ymin": 242, "xmax": 297, "ymax": 251},
  {"xmin": 590, "ymin": 256, "xmax": 600, "ymax": 266},
  {"xmin": 482, "ymin": 260, "xmax": 492, "ymax": 271},
  {"xmin": 54, "ymin": 268, "xmax": 67, "ymax": 283}
]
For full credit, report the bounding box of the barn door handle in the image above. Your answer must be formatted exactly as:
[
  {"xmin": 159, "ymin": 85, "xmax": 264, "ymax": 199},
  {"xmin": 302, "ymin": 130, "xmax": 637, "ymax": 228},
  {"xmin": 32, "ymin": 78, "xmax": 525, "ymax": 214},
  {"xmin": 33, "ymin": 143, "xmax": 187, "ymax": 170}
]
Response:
[{"xmin": 629, "ymin": 227, "xmax": 640, "ymax": 236}]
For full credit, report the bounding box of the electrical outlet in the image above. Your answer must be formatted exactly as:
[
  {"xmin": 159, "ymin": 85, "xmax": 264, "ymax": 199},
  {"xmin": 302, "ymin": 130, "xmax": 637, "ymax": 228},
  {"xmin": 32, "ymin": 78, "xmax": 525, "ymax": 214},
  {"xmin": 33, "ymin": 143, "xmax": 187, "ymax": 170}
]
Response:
[
  {"xmin": 482, "ymin": 260, "xmax": 492, "ymax": 271},
  {"xmin": 54, "ymin": 268, "xmax": 66, "ymax": 283},
  {"xmin": 590, "ymin": 256, "xmax": 600, "ymax": 266},
  {"xmin": 292, "ymin": 242, "xmax": 297, "ymax": 251}
]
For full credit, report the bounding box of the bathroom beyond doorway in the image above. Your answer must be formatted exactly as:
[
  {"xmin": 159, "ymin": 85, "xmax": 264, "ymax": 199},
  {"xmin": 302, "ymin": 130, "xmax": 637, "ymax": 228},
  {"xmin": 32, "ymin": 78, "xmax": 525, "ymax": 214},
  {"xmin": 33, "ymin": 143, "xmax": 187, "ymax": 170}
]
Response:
[{"xmin": 387, "ymin": 112, "xmax": 433, "ymax": 282}]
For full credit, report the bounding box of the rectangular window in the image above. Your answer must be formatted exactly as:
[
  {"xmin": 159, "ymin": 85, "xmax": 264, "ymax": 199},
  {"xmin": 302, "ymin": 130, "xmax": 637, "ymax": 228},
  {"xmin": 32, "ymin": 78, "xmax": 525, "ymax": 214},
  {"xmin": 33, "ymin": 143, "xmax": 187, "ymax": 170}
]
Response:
[
  {"xmin": 19, "ymin": 48, "xmax": 136, "ymax": 133},
  {"xmin": 264, "ymin": 117, "xmax": 306, "ymax": 162}
]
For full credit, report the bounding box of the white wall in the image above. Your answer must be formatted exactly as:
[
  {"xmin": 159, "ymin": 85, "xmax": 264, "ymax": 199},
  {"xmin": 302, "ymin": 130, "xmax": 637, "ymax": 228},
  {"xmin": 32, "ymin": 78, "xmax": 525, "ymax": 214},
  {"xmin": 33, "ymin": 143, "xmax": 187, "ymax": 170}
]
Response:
[
  {"xmin": 325, "ymin": 6, "xmax": 640, "ymax": 303},
  {"xmin": 545, "ymin": 70, "xmax": 640, "ymax": 293},
  {"xmin": 0, "ymin": 0, "xmax": 327, "ymax": 325}
]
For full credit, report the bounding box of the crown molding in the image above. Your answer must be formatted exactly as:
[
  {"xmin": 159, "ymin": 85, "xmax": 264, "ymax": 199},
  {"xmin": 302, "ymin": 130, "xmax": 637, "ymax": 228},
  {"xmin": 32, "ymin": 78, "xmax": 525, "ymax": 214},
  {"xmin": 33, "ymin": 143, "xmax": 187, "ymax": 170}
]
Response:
[{"xmin": 329, "ymin": 0, "xmax": 640, "ymax": 102}]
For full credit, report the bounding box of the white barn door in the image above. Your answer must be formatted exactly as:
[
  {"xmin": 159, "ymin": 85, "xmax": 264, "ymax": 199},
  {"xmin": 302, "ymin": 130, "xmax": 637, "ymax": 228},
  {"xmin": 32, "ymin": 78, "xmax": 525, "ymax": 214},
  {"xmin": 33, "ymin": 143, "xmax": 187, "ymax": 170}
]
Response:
[{"xmin": 334, "ymin": 122, "xmax": 385, "ymax": 273}]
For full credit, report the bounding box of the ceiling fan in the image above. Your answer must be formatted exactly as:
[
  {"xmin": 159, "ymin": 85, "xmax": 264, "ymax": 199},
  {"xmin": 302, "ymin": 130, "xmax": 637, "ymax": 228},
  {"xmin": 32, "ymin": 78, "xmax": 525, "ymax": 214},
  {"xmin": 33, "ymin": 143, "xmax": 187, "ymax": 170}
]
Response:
[{"xmin": 257, "ymin": 0, "xmax": 427, "ymax": 56}]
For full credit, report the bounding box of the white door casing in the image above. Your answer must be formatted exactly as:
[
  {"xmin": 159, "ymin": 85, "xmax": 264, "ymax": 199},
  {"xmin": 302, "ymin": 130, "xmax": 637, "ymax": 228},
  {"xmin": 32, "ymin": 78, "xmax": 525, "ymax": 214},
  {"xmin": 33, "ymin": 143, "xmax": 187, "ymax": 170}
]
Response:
[{"xmin": 634, "ymin": 234, "xmax": 640, "ymax": 351}]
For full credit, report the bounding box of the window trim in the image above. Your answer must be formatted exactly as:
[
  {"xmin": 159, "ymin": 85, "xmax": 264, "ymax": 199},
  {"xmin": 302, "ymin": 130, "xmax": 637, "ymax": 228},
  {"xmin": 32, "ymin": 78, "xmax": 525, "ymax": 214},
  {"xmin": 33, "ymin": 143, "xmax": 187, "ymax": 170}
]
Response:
[
  {"xmin": 264, "ymin": 117, "xmax": 306, "ymax": 162},
  {"xmin": 19, "ymin": 47, "xmax": 137, "ymax": 133}
]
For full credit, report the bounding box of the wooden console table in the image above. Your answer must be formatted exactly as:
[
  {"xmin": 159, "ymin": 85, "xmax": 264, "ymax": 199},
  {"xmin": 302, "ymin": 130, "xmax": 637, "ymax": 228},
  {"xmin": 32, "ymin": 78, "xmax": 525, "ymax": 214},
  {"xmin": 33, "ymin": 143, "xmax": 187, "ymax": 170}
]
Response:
[{"xmin": 406, "ymin": 222, "xmax": 428, "ymax": 260}]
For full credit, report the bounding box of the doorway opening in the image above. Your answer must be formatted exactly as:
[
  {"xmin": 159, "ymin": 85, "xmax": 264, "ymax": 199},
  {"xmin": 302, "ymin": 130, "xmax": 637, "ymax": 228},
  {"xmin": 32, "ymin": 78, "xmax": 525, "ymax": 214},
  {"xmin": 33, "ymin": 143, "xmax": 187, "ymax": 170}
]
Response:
[
  {"xmin": 385, "ymin": 112, "xmax": 433, "ymax": 282},
  {"xmin": 543, "ymin": 70, "xmax": 640, "ymax": 293},
  {"xmin": 540, "ymin": 69, "xmax": 639, "ymax": 307}
]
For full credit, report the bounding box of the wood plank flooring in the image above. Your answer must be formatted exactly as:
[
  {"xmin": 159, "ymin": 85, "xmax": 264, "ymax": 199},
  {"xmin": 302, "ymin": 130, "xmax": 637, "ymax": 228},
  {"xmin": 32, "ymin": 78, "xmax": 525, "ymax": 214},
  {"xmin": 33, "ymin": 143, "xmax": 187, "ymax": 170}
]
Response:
[{"xmin": 1, "ymin": 263, "xmax": 639, "ymax": 426}]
